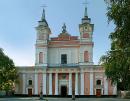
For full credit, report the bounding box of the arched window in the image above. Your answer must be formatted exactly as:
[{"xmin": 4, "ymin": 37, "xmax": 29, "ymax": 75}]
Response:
[
  {"xmin": 84, "ymin": 51, "xmax": 89, "ymax": 62},
  {"xmin": 39, "ymin": 52, "xmax": 43, "ymax": 64},
  {"xmin": 96, "ymin": 80, "xmax": 101, "ymax": 85}
]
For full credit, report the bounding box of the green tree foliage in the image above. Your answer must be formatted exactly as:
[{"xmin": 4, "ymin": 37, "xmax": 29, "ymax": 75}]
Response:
[
  {"xmin": 0, "ymin": 48, "xmax": 18, "ymax": 91},
  {"xmin": 100, "ymin": 0, "xmax": 130, "ymax": 90}
]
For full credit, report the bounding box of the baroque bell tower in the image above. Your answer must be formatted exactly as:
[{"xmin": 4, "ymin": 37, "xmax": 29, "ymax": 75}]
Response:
[
  {"xmin": 35, "ymin": 8, "xmax": 51, "ymax": 67},
  {"xmin": 79, "ymin": 5, "xmax": 94, "ymax": 65}
]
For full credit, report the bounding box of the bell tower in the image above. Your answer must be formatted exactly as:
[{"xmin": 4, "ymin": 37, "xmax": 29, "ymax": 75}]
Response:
[
  {"xmin": 36, "ymin": 8, "xmax": 51, "ymax": 42},
  {"xmin": 79, "ymin": 6, "xmax": 94, "ymax": 42},
  {"xmin": 35, "ymin": 8, "xmax": 51, "ymax": 67},
  {"xmin": 79, "ymin": 5, "xmax": 94, "ymax": 65}
]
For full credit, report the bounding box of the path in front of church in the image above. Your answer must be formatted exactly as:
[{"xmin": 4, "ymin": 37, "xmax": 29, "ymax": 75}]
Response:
[{"xmin": 0, "ymin": 97, "xmax": 129, "ymax": 101}]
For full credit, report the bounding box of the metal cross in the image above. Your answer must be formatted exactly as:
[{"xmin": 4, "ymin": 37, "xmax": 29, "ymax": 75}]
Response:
[
  {"xmin": 41, "ymin": 4, "xmax": 47, "ymax": 9},
  {"xmin": 83, "ymin": 0, "xmax": 89, "ymax": 7}
]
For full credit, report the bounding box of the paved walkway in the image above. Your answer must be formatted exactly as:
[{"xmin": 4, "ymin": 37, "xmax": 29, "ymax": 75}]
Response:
[{"xmin": 0, "ymin": 97, "xmax": 130, "ymax": 101}]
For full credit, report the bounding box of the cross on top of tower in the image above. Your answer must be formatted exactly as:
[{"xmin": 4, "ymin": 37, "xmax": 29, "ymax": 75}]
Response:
[{"xmin": 83, "ymin": 0, "xmax": 88, "ymax": 7}]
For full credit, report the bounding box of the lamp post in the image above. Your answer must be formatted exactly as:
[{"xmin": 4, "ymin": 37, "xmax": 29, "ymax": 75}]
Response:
[{"xmin": 40, "ymin": 82, "xmax": 43, "ymax": 100}]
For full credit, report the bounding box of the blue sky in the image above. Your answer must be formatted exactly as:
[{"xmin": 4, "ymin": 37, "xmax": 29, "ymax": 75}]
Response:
[{"xmin": 0, "ymin": 0, "xmax": 115, "ymax": 66}]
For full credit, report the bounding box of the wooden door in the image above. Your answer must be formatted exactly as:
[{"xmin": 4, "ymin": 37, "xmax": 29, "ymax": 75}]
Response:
[
  {"xmin": 28, "ymin": 88, "xmax": 32, "ymax": 96},
  {"xmin": 96, "ymin": 89, "xmax": 101, "ymax": 96}
]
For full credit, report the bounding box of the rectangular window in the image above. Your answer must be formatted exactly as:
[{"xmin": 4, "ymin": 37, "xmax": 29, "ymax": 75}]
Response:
[
  {"xmin": 39, "ymin": 52, "xmax": 43, "ymax": 64},
  {"xmin": 28, "ymin": 80, "xmax": 32, "ymax": 85},
  {"xmin": 84, "ymin": 51, "xmax": 89, "ymax": 62},
  {"xmin": 61, "ymin": 54, "xmax": 67, "ymax": 64}
]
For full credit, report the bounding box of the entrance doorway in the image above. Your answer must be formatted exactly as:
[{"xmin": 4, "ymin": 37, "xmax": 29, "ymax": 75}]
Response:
[
  {"xmin": 28, "ymin": 88, "xmax": 32, "ymax": 96},
  {"xmin": 96, "ymin": 89, "xmax": 101, "ymax": 96},
  {"xmin": 61, "ymin": 86, "xmax": 67, "ymax": 97}
]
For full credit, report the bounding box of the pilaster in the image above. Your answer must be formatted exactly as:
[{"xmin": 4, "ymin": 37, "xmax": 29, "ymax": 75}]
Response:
[
  {"xmin": 42, "ymin": 73, "xmax": 46, "ymax": 95},
  {"xmin": 55, "ymin": 73, "xmax": 58, "ymax": 95},
  {"xmin": 22, "ymin": 73, "xmax": 26, "ymax": 94},
  {"xmin": 75, "ymin": 73, "xmax": 78, "ymax": 95},
  {"xmin": 80, "ymin": 72, "xmax": 84, "ymax": 95},
  {"xmin": 90, "ymin": 72, "xmax": 94, "ymax": 95},
  {"xmin": 113, "ymin": 84, "xmax": 117, "ymax": 95},
  {"xmin": 49, "ymin": 73, "xmax": 52, "ymax": 95},
  {"xmin": 104, "ymin": 76, "xmax": 108, "ymax": 95},
  {"xmin": 34, "ymin": 72, "xmax": 38, "ymax": 95},
  {"xmin": 69, "ymin": 73, "xmax": 72, "ymax": 95}
]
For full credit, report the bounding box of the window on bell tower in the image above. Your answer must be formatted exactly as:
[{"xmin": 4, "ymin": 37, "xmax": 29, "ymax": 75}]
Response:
[
  {"xmin": 61, "ymin": 54, "xmax": 67, "ymax": 64},
  {"xmin": 84, "ymin": 51, "xmax": 89, "ymax": 62},
  {"xmin": 39, "ymin": 52, "xmax": 43, "ymax": 64}
]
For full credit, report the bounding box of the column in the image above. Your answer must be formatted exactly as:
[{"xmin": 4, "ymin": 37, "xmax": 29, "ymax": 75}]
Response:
[
  {"xmin": 22, "ymin": 73, "xmax": 26, "ymax": 94},
  {"xmin": 80, "ymin": 72, "xmax": 84, "ymax": 95},
  {"xmin": 104, "ymin": 76, "xmax": 108, "ymax": 95},
  {"xmin": 113, "ymin": 84, "xmax": 117, "ymax": 95},
  {"xmin": 49, "ymin": 73, "xmax": 52, "ymax": 95},
  {"xmin": 55, "ymin": 73, "xmax": 58, "ymax": 95},
  {"xmin": 69, "ymin": 73, "xmax": 72, "ymax": 95},
  {"xmin": 42, "ymin": 73, "xmax": 46, "ymax": 95},
  {"xmin": 90, "ymin": 72, "xmax": 94, "ymax": 95},
  {"xmin": 34, "ymin": 73, "xmax": 38, "ymax": 95},
  {"xmin": 75, "ymin": 73, "xmax": 78, "ymax": 95}
]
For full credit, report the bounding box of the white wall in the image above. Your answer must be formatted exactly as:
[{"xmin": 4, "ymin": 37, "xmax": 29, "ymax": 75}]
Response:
[{"xmin": 48, "ymin": 47, "xmax": 79, "ymax": 65}]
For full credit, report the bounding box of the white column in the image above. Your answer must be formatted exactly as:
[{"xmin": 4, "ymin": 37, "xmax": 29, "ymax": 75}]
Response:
[
  {"xmin": 113, "ymin": 84, "xmax": 117, "ymax": 95},
  {"xmin": 22, "ymin": 73, "xmax": 26, "ymax": 94},
  {"xmin": 69, "ymin": 73, "xmax": 72, "ymax": 95},
  {"xmin": 49, "ymin": 73, "xmax": 52, "ymax": 95},
  {"xmin": 75, "ymin": 73, "xmax": 78, "ymax": 95},
  {"xmin": 90, "ymin": 72, "xmax": 94, "ymax": 95},
  {"xmin": 42, "ymin": 73, "xmax": 46, "ymax": 95},
  {"xmin": 104, "ymin": 76, "xmax": 108, "ymax": 95},
  {"xmin": 34, "ymin": 73, "xmax": 38, "ymax": 95},
  {"xmin": 55, "ymin": 73, "xmax": 58, "ymax": 95},
  {"xmin": 80, "ymin": 72, "xmax": 84, "ymax": 95}
]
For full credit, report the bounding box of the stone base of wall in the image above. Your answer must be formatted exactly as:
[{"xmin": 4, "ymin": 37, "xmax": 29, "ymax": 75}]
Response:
[
  {"xmin": 120, "ymin": 91, "xmax": 130, "ymax": 99},
  {"xmin": 14, "ymin": 94, "xmax": 117, "ymax": 98}
]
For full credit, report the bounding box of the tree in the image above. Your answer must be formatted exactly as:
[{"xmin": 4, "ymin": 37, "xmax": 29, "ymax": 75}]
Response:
[
  {"xmin": 0, "ymin": 48, "xmax": 18, "ymax": 92},
  {"xmin": 100, "ymin": 0, "xmax": 130, "ymax": 90}
]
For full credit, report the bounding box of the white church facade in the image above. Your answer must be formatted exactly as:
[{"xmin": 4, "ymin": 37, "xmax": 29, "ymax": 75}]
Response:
[{"xmin": 15, "ymin": 7, "xmax": 117, "ymax": 97}]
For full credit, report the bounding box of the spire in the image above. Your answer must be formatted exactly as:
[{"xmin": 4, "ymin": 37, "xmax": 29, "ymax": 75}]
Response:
[
  {"xmin": 38, "ymin": 7, "xmax": 48, "ymax": 27},
  {"xmin": 83, "ymin": 0, "xmax": 88, "ymax": 17},
  {"xmin": 84, "ymin": 7, "xmax": 88, "ymax": 17},
  {"xmin": 41, "ymin": 8, "xmax": 45, "ymax": 21},
  {"xmin": 82, "ymin": 0, "xmax": 91, "ymax": 24}
]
